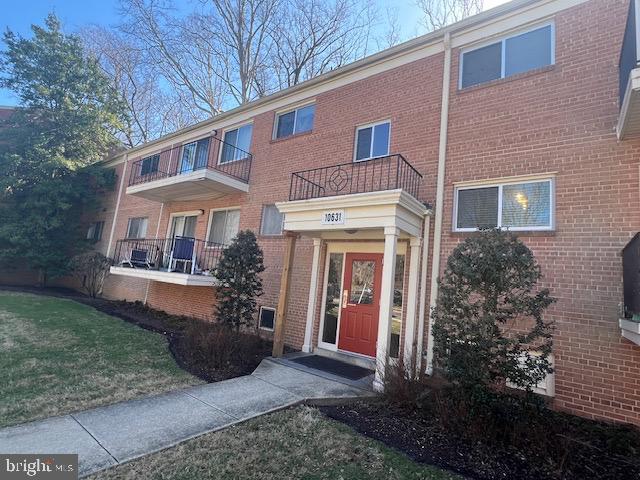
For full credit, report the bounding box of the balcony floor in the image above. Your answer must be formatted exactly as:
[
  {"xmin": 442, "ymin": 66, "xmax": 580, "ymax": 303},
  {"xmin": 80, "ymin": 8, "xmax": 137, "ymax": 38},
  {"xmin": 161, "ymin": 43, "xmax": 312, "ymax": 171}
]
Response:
[
  {"xmin": 110, "ymin": 266, "xmax": 218, "ymax": 287},
  {"xmin": 126, "ymin": 168, "xmax": 249, "ymax": 202}
]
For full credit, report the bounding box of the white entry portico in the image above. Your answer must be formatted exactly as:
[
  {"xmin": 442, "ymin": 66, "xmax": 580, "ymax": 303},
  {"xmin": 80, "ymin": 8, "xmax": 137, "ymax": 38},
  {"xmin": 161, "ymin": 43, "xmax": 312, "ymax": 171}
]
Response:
[{"xmin": 276, "ymin": 189, "xmax": 430, "ymax": 390}]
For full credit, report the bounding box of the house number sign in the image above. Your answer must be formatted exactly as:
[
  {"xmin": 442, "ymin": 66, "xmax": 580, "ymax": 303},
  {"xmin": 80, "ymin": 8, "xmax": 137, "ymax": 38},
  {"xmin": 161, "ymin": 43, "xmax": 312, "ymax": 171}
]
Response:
[{"xmin": 321, "ymin": 210, "xmax": 345, "ymax": 225}]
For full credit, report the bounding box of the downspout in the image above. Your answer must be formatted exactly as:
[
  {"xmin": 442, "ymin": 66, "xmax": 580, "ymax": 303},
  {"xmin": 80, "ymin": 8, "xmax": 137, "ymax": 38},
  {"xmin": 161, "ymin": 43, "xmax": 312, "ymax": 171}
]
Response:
[
  {"xmin": 415, "ymin": 212, "xmax": 432, "ymax": 373},
  {"xmin": 144, "ymin": 202, "xmax": 165, "ymax": 305},
  {"xmin": 426, "ymin": 31, "xmax": 452, "ymax": 375},
  {"xmin": 106, "ymin": 153, "xmax": 129, "ymax": 258}
]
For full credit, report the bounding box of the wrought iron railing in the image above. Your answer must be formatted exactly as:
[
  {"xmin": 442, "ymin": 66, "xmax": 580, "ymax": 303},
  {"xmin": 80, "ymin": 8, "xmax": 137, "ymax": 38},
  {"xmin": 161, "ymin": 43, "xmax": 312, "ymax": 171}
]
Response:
[
  {"xmin": 288, "ymin": 154, "xmax": 422, "ymax": 201},
  {"xmin": 112, "ymin": 236, "xmax": 227, "ymax": 276},
  {"xmin": 620, "ymin": 0, "xmax": 639, "ymax": 108},
  {"xmin": 623, "ymin": 233, "xmax": 640, "ymax": 318},
  {"xmin": 128, "ymin": 134, "xmax": 252, "ymax": 187}
]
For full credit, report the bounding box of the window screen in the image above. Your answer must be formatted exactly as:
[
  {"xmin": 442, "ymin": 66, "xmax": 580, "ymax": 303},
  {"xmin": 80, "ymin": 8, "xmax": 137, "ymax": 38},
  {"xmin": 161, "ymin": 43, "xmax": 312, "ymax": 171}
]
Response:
[
  {"xmin": 355, "ymin": 121, "xmax": 390, "ymax": 161},
  {"xmin": 259, "ymin": 307, "xmax": 275, "ymax": 330},
  {"xmin": 461, "ymin": 42, "xmax": 502, "ymax": 88},
  {"xmin": 140, "ymin": 154, "xmax": 159, "ymax": 176},
  {"xmin": 221, "ymin": 124, "xmax": 253, "ymax": 163},
  {"xmin": 275, "ymin": 105, "xmax": 315, "ymax": 139},
  {"xmin": 260, "ymin": 205, "xmax": 284, "ymax": 235},
  {"xmin": 505, "ymin": 25, "xmax": 552, "ymax": 77},
  {"xmin": 86, "ymin": 221, "xmax": 104, "ymax": 241},
  {"xmin": 456, "ymin": 187, "xmax": 499, "ymax": 229},
  {"xmin": 501, "ymin": 181, "xmax": 551, "ymax": 228}
]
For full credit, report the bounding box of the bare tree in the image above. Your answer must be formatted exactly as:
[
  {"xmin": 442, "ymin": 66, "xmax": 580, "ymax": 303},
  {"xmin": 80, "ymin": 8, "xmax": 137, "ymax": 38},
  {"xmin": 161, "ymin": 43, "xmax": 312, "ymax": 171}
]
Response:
[
  {"xmin": 120, "ymin": 0, "xmax": 227, "ymax": 115},
  {"xmin": 416, "ymin": 0, "xmax": 483, "ymax": 31},
  {"xmin": 376, "ymin": 6, "xmax": 403, "ymax": 50},
  {"xmin": 267, "ymin": 0, "xmax": 375, "ymax": 90}
]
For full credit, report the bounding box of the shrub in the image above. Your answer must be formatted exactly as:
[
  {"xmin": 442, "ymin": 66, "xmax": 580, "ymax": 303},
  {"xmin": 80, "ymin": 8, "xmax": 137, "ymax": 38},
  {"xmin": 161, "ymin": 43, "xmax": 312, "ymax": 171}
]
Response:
[
  {"xmin": 69, "ymin": 251, "xmax": 112, "ymax": 298},
  {"xmin": 432, "ymin": 229, "xmax": 555, "ymax": 404},
  {"xmin": 214, "ymin": 230, "xmax": 265, "ymax": 331}
]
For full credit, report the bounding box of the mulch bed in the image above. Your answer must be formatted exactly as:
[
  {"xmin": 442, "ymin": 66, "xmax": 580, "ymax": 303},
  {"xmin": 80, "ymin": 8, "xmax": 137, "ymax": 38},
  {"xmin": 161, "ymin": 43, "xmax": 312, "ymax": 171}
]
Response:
[
  {"xmin": 320, "ymin": 400, "xmax": 640, "ymax": 480},
  {"xmin": 0, "ymin": 285, "xmax": 275, "ymax": 383}
]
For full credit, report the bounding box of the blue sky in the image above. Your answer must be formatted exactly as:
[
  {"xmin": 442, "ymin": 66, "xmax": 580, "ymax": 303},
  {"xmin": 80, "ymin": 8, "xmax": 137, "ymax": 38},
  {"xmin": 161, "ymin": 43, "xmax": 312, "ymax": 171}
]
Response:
[{"xmin": 0, "ymin": 0, "xmax": 509, "ymax": 106}]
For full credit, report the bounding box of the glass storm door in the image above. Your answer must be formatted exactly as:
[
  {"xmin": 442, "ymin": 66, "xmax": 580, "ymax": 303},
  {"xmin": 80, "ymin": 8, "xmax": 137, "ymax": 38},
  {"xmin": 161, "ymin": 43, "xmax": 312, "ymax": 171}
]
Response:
[
  {"xmin": 169, "ymin": 215, "xmax": 197, "ymax": 239},
  {"xmin": 337, "ymin": 253, "xmax": 383, "ymax": 357},
  {"xmin": 179, "ymin": 143, "xmax": 197, "ymax": 173}
]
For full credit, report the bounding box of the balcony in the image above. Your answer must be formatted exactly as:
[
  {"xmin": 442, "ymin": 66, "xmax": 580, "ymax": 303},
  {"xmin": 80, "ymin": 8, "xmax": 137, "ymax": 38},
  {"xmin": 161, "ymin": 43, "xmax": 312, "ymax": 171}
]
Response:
[
  {"xmin": 278, "ymin": 154, "xmax": 427, "ymax": 239},
  {"xmin": 289, "ymin": 154, "xmax": 422, "ymax": 201},
  {"xmin": 618, "ymin": 0, "xmax": 640, "ymax": 139},
  {"xmin": 109, "ymin": 236, "xmax": 225, "ymax": 286},
  {"xmin": 126, "ymin": 134, "xmax": 252, "ymax": 202}
]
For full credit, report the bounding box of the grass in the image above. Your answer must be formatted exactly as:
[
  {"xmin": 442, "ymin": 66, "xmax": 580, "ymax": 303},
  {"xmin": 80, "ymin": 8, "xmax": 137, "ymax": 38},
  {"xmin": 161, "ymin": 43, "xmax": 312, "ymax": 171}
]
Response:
[
  {"xmin": 89, "ymin": 406, "xmax": 462, "ymax": 480},
  {"xmin": 0, "ymin": 290, "xmax": 200, "ymax": 428}
]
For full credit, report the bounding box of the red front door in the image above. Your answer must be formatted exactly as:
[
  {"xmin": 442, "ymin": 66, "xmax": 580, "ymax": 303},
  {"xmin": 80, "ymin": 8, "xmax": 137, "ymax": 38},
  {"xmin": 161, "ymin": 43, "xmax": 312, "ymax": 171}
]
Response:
[{"xmin": 338, "ymin": 253, "xmax": 383, "ymax": 357}]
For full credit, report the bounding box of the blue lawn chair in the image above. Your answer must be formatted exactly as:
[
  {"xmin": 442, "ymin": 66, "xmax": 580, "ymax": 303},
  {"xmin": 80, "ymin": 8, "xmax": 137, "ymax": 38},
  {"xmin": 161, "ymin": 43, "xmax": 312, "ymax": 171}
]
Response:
[{"xmin": 168, "ymin": 236, "xmax": 196, "ymax": 274}]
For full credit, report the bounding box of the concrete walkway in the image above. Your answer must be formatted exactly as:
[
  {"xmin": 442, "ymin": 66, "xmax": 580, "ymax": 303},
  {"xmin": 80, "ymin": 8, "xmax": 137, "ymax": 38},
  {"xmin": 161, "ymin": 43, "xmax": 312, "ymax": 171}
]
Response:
[{"xmin": 0, "ymin": 358, "xmax": 374, "ymax": 478}]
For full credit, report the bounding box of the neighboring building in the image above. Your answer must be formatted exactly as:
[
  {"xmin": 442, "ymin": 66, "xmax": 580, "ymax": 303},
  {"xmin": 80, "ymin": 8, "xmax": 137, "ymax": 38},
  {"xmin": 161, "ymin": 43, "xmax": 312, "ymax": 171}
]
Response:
[{"xmin": 79, "ymin": 0, "xmax": 640, "ymax": 425}]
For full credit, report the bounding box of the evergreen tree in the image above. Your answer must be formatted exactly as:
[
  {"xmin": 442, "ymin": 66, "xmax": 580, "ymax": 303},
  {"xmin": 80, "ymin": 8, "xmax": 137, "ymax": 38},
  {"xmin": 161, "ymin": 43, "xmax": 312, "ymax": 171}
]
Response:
[
  {"xmin": 214, "ymin": 231, "xmax": 266, "ymax": 331},
  {"xmin": 0, "ymin": 14, "xmax": 125, "ymax": 282},
  {"xmin": 432, "ymin": 229, "xmax": 555, "ymax": 400}
]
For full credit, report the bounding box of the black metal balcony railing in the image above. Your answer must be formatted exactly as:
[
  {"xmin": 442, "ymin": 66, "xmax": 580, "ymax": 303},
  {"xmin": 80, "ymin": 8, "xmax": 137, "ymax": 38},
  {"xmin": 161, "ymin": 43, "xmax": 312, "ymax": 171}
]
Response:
[
  {"xmin": 128, "ymin": 134, "xmax": 252, "ymax": 187},
  {"xmin": 623, "ymin": 233, "xmax": 640, "ymax": 318},
  {"xmin": 288, "ymin": 154, "xmax": 422, "ymax": 201},
  {"xmin": 113, "ymin": 236, "xmax": 226, "ymax": 276},
  {"xmin": 620, "ymin": 0, "xmax": 639, "ymax": 108}
]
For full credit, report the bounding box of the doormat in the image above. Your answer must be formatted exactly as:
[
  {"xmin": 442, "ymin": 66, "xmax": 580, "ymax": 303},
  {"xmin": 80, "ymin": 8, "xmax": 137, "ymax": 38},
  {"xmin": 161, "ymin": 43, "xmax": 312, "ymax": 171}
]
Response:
[{"xmin": 291, "ymin": 355, "xmax": 374, "ymax": 380}]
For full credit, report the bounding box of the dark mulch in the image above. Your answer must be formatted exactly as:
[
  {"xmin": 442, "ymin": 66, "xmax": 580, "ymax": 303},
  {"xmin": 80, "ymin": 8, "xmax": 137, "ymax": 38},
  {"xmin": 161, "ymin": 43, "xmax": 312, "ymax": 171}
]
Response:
[
  {"xmin": 320, "ymin": 400, "xmax": 640, "ymax": 480},
  {"xmin": 0, "ymin": 285, "xmax": 278, "ymax": 383}
]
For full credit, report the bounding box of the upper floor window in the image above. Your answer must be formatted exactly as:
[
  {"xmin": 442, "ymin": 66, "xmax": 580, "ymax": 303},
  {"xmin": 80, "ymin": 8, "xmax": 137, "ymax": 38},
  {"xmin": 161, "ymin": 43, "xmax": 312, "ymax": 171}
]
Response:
[
  {"xmin": 275, "ymin": 104, "xmax": 315, "ymax": 139},
  {"xmin": 355, "ymin": 121, "xmax": 390, "ymax": 161},
  {"xmin": 221, "ymin": 124, "xmax": 253, "ymax": 164},
  {"xmin": 207, "ymin": 208, "xmax": 240, "ymax": 245},
  {"xmin": 460, "ymin": 23, "xmax": 554, "ymax": 89},
  {"xmin": 454, "ymin": 178, "xmax": 553, "ymax": 231},
  {"xmin": 86, "ymin": 221, "xmax": 104, "ymax": 242},
  {"xmin": 179, "ymin": 138, "xmax": 209, "ymax": 173},
  {"xmin": 140, "ymin": 154, "xmax": 159, "ymax": 176},
  {"xmin": 126, "ymin": 217, "xmax": 148, "ymax": 239},
  {"xmin": 260, "ymin": 204, "xmax": 284, "ymax": 236}
]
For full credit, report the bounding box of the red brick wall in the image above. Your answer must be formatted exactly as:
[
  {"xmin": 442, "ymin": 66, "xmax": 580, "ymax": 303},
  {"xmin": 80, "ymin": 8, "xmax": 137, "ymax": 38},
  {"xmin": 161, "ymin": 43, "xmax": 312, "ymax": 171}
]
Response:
[
  {"xmin": 440, "ymin": 0, "xmax": 640, "ymax": 424},
  {"xmin": 95, "ymin": 0, "xmax": 640, "ymax": 425}
]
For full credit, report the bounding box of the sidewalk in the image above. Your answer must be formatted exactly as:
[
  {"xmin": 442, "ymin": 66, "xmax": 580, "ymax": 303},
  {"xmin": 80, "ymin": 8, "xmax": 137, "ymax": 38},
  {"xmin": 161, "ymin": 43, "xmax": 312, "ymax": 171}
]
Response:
[{"xmin": 0, "ymin": 358, "xmax": 374, "ymax": 477}]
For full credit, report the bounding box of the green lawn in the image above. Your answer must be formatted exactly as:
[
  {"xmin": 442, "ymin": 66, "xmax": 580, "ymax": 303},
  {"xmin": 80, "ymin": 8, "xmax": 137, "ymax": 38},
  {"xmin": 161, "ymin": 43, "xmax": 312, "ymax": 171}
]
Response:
[
  {"xmin": 0, "ymin": 290, "xmax": 200, "ymax": 428},
  {"xmin": 89, "ymin": 406, "xmax": 461, "ymax": 480}
]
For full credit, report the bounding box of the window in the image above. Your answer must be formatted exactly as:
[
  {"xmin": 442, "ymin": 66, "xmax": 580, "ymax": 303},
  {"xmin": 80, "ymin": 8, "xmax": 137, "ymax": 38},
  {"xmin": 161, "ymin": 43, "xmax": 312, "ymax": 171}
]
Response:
[
  {"xmin": 355, "ymin": 121, "xmax": 390, "ymax": 161},
  {"xmin": 275, "ymin": 104, "xmax": 315, "ymax": 139},
  {"xmin": 460, "ymin": 23, "xmax": 554, "ymax": 89},
  {"xmin": 259, "ymin": 306, "xmax": 275, "ymax": 330},
  {"xmin": 86, "ymin": 221, "xmax": 104, "ymax": 242},
  {"xmin": 207, "ymin": 209, "xmax": 240, "ymax": 245},
  {"xmin": 179, "ymin": 138, "xmax": 210, "ymax": 173},
  {"xmin": 140, "ymin": 154, "xmax": 159, "ymax": 176},
  {"xmin": 126, "ymin": 217, "xmax": 148, "ymax": 239},
  {"xmin": 260, "ymin": 205, "xmax": 284, "ymax": 236},
  {"xmin": 321, "ymin": 253, "xmax": 344, "ymax": 345},
  {"xmin": 390, "ymin": 254, "xmax": 405, "ymax": 359},
  {"xmin": 454, "ymin": 178, "xmax": 553, "ymax": 231},
  {"xmin": 221, "ymin": 124, "xmax": 252, "ymax": 164}
]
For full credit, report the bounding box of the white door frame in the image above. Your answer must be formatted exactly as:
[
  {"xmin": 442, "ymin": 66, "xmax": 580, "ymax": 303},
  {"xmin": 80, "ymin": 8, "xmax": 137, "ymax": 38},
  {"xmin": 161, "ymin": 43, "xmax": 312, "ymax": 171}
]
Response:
[{"xmin": 316, "ymin": 241, "xmax": 407, "ymax": 356}]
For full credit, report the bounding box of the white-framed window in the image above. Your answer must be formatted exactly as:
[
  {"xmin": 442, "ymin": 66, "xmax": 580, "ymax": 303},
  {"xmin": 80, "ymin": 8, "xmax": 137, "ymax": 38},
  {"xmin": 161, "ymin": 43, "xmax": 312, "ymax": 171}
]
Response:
[
  {"xmin": 86, "ymin": 221, "xmax": 105, "ymax": 242},
  {"xmin": 354, "ymin": 121, "xmax": 390, "ymax": 161},
  {"xmin": 220, "ymin": 123, "xmax": 253, "ymax": 164},
  {"xmin": 260, "ymin": 204, "xmax": 284, "ymax": 236},
  {"xmin": 206, "ymin": 208, "xmax": 240, "ymax": 245},
  {"xmin": 140, "ymin": 154, "xmax": 159, "ymax": 176},
  {"xmin": 460, "ymin": 22, "xmax": 554, "ymax": 89},
  {"xmin": 274, "ymin": 103, "xmax": 315, "ymax": 139},
  {"xmin": 126, "ymin": 217, "xmax": 148, "ymax": 239},
  {"xmin": 453, "ymin": 178, "xmax": 554, "ymax": 232},
  {"xmin": 258, "ymin": 306, "xmax": 276, "ymax": 331}
]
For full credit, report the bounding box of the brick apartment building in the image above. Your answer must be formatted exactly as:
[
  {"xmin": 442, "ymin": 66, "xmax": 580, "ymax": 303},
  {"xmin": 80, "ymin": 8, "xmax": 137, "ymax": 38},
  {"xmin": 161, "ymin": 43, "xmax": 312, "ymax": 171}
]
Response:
[{"xmin": 54, "ymin": 0, "xmax": 640, "ymax": 425}]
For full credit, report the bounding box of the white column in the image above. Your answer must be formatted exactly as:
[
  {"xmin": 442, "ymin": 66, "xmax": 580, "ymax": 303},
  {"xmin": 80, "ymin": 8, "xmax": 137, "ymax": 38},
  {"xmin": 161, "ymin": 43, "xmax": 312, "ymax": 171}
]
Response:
[
  {"xmin": 374, "ymin": 226, "xmax": 399, "ymax": 392},
  {"xmin": 302, "ymin": 238, "xmax": 322, "ymax": 353},
  {"xmin": 403, "ymin": 237, "xmax": 422, "ymax": 371}
]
